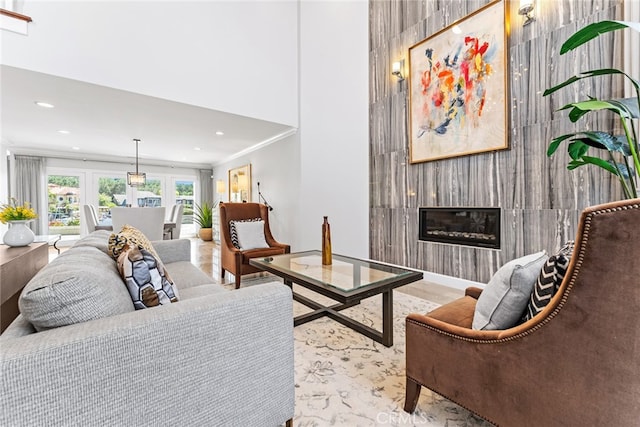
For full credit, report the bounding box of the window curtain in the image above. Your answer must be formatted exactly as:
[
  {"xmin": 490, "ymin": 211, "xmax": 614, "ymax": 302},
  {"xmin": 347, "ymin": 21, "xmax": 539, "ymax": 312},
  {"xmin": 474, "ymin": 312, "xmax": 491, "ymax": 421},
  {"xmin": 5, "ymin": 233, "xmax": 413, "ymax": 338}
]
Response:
[
  {"xmin": 14, "ymin": 155, "xmax": 46, "ymax": 234},
  {"xmin": 199, "ymin": 169, "xmax": 213, "ymax": 204}
]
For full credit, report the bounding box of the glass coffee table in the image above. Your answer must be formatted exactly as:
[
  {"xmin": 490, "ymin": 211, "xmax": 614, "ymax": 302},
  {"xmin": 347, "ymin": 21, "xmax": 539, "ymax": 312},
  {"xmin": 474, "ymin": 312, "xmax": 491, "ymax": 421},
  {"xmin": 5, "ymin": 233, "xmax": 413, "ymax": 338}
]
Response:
[{"xmin": 250, "ymin": 250, "xmax": 423, "ymax": 347}]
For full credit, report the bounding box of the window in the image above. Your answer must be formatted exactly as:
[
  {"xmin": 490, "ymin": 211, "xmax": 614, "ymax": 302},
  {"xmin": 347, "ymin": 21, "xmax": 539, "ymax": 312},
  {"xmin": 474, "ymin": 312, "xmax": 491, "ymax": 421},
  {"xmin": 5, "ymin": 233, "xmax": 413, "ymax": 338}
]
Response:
[
  {"xmin": 175, "ymin": 179, "xmax": 195, "ymax": 236},
  {"xmin": 96, "ymin": 175, "xmax": 126, "ymax": 225},
  {"xmin": 134, "ymin": 178, "xmax": 162, "ymax": 207},
  {"xmin": 47, "ymin": 174, "xmax": 82, "ymax": 235}
]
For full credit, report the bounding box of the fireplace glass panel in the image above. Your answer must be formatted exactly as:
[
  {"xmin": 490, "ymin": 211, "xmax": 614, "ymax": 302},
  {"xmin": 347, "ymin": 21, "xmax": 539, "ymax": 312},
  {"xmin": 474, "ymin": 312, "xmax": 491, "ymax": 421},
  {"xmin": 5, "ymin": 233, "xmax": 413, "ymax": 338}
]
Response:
[{"xmin": 418, "ymin": 207, "xmax": 500, "ymax": 249}]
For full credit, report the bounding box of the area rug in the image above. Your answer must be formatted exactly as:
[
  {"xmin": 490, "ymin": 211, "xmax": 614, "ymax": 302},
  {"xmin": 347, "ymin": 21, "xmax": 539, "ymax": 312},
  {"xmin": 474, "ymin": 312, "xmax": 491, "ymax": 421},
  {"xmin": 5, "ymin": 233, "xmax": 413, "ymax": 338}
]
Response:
[{"xmin": 230, "ymin": 275, "xmax": 493, "ymax": 427}]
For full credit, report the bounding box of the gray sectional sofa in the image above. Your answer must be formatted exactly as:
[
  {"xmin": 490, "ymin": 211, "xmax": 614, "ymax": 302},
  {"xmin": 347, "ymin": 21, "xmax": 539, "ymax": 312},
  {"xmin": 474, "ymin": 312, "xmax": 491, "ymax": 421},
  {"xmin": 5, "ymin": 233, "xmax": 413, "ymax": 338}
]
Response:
[{"xmin": 0, "ymin": 231, "xmax": 294, "ymax": 426}]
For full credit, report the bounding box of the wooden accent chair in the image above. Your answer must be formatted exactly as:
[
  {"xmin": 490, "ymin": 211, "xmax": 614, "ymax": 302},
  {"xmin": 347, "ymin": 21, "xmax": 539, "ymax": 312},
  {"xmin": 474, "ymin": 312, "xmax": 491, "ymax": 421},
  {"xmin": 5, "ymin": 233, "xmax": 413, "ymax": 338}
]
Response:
[
  {"xmin": 404, "ymin": 198, "xmax": 640, "ymax": 426},
  {"xmin": 219, "ymin": 202, "xmax": 290, "ymax": 289}
]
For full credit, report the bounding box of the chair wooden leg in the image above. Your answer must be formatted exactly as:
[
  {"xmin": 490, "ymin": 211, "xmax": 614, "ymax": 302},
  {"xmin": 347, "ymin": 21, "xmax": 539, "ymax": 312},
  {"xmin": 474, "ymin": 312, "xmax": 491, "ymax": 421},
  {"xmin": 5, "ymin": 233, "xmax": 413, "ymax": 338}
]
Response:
[
  {"xmin": 221, "ymin": 268, "xmax": 225, "ymax": 279},
  {"xmin": 404, "ymin": 377, "xmax": 421, "ymax": 413},
  {"xmin": 235, "ymin": 274, "xmax": 241, "ymax": 289},
  {"xmin": 285, "ymin": 419, "xmax": 293, "ymax": 427}
]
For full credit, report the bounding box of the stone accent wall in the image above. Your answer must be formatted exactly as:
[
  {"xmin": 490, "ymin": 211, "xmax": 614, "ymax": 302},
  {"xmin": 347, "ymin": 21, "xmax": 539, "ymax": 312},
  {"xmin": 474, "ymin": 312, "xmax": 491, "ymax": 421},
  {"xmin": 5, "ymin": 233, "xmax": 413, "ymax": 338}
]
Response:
[{"xmin": 369, "ymin": 0, "xmax": 624, "ymax": 282}]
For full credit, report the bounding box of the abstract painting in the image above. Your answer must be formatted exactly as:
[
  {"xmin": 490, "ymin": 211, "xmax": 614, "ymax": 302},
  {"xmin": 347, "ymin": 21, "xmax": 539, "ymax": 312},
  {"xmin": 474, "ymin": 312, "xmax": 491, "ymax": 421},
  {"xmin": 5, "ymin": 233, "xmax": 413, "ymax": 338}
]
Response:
[{"xmin": 408, "ymin": 0, "xmax": 508, "ymax": 163}]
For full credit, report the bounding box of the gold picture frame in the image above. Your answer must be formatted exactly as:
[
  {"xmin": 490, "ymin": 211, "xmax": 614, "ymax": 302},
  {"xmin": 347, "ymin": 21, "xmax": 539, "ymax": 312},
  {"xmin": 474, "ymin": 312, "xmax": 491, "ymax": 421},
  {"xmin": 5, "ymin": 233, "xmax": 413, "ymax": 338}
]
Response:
[
  {"xmin": 408, "ymin": 0, "xmax": 509, "ymax": 163},
  {"xmin": 228, "ymin": 164, "xmax": 251, "ymax": 203}
]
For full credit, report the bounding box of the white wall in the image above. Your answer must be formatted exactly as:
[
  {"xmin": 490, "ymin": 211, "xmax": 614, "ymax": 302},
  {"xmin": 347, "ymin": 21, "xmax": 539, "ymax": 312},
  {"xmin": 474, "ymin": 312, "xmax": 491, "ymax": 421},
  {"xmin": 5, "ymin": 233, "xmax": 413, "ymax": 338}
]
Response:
[
  {"xmin": 213, "ymin": 134, "xmax": 301, "ymax": 249},
  {"xmin": 298, "ymin": 0, "xmax": 369, "ymax": 258},
  {"xmin": 1, "ymin": 1, "xmax": 298, "ymax": 127},
  {"xmin": 214, "ymin": 1, "xmax": 370, "ymax": 258}
]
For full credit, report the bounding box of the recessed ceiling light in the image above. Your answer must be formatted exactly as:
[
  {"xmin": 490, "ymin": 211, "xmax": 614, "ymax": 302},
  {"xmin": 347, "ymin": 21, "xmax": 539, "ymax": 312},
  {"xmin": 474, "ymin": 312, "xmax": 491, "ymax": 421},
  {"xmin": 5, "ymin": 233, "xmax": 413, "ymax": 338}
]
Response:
[
  {"xmin": 35, "ymin": 101, "xmax": 55, "ymax": 108},
  {"xmin": 72, "ymin": 146, "xmax": 80, "ymax": 150},
  {"xmin": 58, "ymin": 130, "xmax": 70, "ymax": 134},
  {"xmin": 215, "ymin": 131, "xmax": 224, "ymax": 136},
  {"xmin": 194, "ymin": 147, "xmax": 201, "ymax": 151}
]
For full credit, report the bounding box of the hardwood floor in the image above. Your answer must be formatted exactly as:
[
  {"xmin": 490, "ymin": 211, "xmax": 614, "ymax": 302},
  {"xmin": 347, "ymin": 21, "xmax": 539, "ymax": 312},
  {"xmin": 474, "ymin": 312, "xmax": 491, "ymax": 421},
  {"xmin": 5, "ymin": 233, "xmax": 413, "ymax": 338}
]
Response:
[{"xmin": 50, "ymin": 237, "xmax": 465, "ymax": 306}]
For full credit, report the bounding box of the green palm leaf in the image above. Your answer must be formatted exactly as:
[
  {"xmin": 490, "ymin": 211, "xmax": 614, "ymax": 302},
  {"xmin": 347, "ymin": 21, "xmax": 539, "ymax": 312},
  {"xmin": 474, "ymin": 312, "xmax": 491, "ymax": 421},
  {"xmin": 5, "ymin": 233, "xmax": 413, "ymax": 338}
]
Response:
[
  {"xmin": 560, "ymin": 21, "xmax": 640, "ymax": 54},
  {"xmin": 543, "ymin": 69, "xmax": 639, "ymax": 96}
]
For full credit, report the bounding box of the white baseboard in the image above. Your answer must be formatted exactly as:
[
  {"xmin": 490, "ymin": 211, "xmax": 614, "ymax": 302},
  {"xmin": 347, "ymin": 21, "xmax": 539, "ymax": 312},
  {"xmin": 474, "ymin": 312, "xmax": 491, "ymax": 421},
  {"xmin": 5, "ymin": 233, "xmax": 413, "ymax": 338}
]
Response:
[
  {"xmin": 421, "ymin": 270, "xmax": 485, "ymax": 291},
  {"xmin": 362, "ymin": 255, "xmax": 485, "ymax": 291}
]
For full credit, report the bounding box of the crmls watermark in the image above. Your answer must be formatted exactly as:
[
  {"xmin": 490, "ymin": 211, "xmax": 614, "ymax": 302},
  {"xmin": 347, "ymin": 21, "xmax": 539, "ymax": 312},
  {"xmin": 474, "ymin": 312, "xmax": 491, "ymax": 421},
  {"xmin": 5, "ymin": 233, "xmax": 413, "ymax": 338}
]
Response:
[{"xmin": 376, "ymin": 411, "xmax": 430, "ymax": 425}]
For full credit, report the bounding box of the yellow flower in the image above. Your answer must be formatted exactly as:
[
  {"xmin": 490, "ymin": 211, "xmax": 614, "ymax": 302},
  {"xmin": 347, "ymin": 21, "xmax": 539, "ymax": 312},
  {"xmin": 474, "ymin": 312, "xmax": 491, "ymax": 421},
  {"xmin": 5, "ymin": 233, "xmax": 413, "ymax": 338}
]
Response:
[{"xmin": 0, "ymin": 198, "xmax": 37, "ymax": 224}]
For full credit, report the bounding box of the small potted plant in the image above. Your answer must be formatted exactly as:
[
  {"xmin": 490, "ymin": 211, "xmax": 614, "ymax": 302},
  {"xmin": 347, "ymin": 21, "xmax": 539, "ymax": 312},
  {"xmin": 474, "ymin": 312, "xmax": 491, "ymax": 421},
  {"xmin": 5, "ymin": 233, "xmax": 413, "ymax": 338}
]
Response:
[{"xmin": 194, "ymin": 201, "xmax": 215, "ymax": 241}]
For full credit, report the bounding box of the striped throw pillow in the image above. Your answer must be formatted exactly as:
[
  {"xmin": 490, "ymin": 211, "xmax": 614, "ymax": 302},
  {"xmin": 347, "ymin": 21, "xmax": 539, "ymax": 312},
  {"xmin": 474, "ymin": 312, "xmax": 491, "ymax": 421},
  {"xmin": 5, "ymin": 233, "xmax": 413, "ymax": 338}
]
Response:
[{"xmin": 523, "ymin": 241, "xmax": 574, "ymax": 321}]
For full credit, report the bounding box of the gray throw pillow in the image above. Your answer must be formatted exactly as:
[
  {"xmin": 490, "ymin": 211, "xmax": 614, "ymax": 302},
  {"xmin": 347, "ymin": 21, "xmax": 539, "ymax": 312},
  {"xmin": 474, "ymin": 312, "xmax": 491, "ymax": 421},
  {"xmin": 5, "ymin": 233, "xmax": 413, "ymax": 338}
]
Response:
[{"xmin": 472, "ymin": 251, "xmax": 548, "ymax": 330}]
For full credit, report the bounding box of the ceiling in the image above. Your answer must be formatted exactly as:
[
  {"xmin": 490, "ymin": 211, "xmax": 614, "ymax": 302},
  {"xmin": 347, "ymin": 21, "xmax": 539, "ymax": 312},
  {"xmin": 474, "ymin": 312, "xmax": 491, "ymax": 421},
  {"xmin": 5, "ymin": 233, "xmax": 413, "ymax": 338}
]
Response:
[{"xmin": 0, "ymin": 65, "xmax": 296, "ymax": 169}]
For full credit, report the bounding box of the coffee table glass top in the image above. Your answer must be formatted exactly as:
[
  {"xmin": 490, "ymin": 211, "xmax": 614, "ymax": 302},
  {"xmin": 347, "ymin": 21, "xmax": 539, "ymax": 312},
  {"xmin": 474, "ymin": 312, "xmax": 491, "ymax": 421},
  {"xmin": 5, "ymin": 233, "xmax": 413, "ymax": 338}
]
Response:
[{"xmin": 251, "ymin": 250, "xmax": 421, "ymax": 292}]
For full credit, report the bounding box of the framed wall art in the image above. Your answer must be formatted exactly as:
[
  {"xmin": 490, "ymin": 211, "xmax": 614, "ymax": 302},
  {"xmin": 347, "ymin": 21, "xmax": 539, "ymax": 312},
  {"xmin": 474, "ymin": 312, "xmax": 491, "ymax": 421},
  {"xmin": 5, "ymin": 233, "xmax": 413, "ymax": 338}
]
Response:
[
  {"xmin": 408, "ymin": 0, "xmax": 508, "ymax": 163},
  {"xmin": 228, "ymin": 164, "xmax": 251, "ymax": 203}
]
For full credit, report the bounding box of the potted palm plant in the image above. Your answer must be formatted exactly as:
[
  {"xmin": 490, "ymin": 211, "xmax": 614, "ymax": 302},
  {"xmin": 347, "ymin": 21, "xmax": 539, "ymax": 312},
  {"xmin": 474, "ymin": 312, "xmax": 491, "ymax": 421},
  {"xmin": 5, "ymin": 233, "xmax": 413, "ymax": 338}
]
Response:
[
  {"xmin": 543, "ymin": 21, "xmax": 639, "ymax": 199},
  {"xmin": 194, "ymin": 201, "xmax": 215, "ymax": 241}
]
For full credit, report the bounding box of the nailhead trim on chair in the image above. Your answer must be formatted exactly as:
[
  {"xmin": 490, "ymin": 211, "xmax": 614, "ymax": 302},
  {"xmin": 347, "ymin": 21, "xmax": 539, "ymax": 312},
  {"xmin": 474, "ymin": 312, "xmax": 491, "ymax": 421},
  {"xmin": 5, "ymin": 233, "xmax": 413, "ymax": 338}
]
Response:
[
  {"xmin": 406, "ymin": 376, "xmax": 500, "ymax": 426},
  {"xmin": 408, "ymin": 201, "xmax": 640, "ymax": 344}
]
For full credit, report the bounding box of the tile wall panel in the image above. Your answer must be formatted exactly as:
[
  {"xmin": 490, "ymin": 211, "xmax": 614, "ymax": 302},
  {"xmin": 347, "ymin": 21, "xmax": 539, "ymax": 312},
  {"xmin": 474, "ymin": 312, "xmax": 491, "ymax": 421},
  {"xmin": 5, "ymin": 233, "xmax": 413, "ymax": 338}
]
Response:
[{"xmin": 369, "ymin": 0, "xmax": 625, "ymax": 283}]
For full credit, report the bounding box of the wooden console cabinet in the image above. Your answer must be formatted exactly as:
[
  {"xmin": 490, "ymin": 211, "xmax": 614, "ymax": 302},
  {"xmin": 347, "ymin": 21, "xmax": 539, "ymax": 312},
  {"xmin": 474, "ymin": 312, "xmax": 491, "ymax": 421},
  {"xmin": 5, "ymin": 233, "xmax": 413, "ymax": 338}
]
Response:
[{"xmin": 0, "ymin": 242, "xmax": 48, "ymax": 333}]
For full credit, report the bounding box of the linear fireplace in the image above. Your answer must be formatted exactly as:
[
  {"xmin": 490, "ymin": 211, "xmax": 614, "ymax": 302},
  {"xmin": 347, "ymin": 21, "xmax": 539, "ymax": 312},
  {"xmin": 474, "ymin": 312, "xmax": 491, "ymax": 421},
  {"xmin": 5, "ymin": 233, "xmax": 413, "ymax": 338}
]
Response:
[{"xmin": 418, "ymin": 207, "xmax": 501, "ymax": 249}]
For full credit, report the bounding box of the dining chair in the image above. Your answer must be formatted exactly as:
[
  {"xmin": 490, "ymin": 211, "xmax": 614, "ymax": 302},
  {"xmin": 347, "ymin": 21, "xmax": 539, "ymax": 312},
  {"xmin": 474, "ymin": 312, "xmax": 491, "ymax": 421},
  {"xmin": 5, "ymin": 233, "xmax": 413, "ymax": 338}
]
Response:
[
  {"xmin": 83, "ymin": 204, "xmax": 100, "ymax": 233},
  {"xmin": 111, "ymin": 207, "xmax": 166, "ymax": 241},
  {"xmin": 163, "ymin": 204, "xmax": 184, "ymax": 239},
  {"xmin": 164, "ymin": 205, "xmax": 177, "ymax": 239},
  {"xmin": 171, "ymin": 204, "xmax": 184, "ymax": 239}
]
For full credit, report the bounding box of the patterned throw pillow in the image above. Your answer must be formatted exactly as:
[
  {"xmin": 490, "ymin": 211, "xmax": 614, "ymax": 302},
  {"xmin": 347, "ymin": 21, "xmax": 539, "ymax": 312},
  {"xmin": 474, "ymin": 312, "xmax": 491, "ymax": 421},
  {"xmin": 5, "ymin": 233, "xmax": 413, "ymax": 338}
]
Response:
[
  {"xmin": 108, "ymin": 225, "xmax": 158, "ymax": 260},
  {"xmin": 229, "ymin": 218, "xmax": 262, "ymax": 249},
  {"xmin": 523, "ymin": 241, "xmax": 575, "ymax": 321},
  {"xmin": 117, "ymin": 246, "xmax": 179, "ymax": 310}
]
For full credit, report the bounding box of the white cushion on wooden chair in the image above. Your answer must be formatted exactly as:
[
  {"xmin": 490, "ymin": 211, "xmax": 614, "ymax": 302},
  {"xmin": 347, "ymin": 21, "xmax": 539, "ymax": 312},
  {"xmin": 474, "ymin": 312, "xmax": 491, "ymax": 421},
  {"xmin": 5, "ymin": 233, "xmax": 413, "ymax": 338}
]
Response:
[{"xmin": 234, "ymin": 220, "xmax": 269, "ymax": 250}]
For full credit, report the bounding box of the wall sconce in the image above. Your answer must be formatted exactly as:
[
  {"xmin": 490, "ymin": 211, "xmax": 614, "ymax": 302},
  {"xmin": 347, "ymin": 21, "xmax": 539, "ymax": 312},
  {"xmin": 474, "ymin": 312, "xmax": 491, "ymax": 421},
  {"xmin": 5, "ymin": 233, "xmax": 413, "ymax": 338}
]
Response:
[
  {"xmin": 392, "ymin": 60, "xmax": 404, "ymax": 81},
  {"xmin": 518, "ymin": 0, "xmax": 535, "ymax": 26},
  {"xmin": 127, "ymin": 138, "xmax": 146, "ymax": 187}
]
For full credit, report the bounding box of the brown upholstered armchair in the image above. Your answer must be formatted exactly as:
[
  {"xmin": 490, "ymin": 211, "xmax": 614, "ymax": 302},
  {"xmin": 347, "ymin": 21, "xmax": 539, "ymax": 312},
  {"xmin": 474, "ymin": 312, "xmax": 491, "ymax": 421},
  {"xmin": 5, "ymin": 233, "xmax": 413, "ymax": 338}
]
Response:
[
  {"xmin": 404, "ymin": 198, "xmax": 640, "ymax": 426},
  {"xmin": 219, "ymin": 202, "xmax": 290, "ymax": 289}
]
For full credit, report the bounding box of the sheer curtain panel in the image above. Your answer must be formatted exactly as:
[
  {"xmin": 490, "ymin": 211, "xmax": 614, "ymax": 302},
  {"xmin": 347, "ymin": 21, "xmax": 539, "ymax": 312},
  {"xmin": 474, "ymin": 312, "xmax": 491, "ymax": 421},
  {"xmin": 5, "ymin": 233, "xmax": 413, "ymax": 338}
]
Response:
[
  {"xmin": 199, "ymin": 169, "xmax": 213, "ymax": 203},
  {"xmin": 14, "ymin": 155, "xmax": 46, "ymax": 234}
]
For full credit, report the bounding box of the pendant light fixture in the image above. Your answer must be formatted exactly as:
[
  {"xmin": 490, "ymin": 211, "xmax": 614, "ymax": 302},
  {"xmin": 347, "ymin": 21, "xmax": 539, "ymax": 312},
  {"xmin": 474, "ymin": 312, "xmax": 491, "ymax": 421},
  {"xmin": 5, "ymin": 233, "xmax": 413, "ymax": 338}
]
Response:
[{"xmin": 127, "ymin": 138, "xmax": 146, "ymax": 186}]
